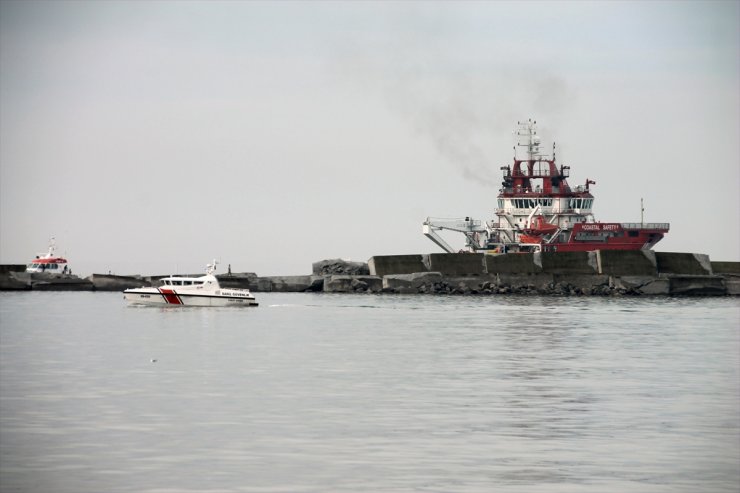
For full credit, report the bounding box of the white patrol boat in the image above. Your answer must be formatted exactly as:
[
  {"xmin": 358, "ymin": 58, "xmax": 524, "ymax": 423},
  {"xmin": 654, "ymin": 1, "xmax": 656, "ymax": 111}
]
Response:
[{"xmin": 123, "ymin": 260, "xmax": 258, "ymax": 307}]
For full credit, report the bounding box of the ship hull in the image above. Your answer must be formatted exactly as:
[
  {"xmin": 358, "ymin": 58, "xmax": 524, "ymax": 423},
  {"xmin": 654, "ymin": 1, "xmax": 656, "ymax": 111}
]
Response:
[
  {"xmin": 124, "ymin": 289, "xmax": 258, "ymax": 307},
  {"xmin": 543, "ymin": 242, "xmax": 656, "ymax": 252},
  {"xmin": 546, "ymin": 223, "xmax": 666, "ymax": 252}
]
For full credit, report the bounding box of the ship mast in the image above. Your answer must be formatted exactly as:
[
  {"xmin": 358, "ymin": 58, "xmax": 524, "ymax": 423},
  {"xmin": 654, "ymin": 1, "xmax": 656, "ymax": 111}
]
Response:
[{"xmin": 516, "ymin": 119, "xmax": 547, "ymax": 161}]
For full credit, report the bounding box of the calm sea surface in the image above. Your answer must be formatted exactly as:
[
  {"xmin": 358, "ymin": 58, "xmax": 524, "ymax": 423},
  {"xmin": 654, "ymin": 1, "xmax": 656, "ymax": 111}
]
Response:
[{"xmin": 0, "ymin": 292, "xmax": 738, "ymax": 493}]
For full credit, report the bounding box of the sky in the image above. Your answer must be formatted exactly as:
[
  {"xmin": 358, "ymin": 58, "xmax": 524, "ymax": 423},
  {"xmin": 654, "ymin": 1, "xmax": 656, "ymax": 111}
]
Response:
[{"xmin": 1, "ymin": 0, "xmax": 738, "ymax": 277}]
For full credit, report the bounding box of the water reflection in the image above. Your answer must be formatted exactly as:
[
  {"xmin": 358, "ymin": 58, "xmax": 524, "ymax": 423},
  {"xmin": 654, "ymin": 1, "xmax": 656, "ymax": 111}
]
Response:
[
  {"xmin": 495, "ymin": 302, "xmax": 597, "ymax": 469},
  {"xmin": 1, "ymin": 292, "xmax": 738, "ymax": 493}
]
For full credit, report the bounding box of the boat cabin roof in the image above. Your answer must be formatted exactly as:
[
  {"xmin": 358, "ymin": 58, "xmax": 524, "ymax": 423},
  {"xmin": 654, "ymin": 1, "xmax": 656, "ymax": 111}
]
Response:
[
  {"xmin": 29, "ymin": 257, "xmax": 67, "ymax": 264},
  {"xmin": 159, "ymin": 275, "xmax": 217, "ymax": 286}
]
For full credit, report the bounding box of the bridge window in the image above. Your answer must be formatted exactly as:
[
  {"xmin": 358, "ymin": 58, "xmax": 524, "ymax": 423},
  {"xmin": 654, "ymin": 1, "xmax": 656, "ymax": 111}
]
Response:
[
  {"xmin": 567, "ymin": 198, "xmax": 593, "ymax": 209},
  {"xmin": 512, "ymin": 198, "xmax": 553, "ymax": 209}
]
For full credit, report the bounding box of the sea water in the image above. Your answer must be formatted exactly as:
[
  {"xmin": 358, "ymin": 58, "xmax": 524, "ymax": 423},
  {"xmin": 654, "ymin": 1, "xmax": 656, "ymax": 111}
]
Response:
[{"xmin": 0, "ymin": 292, "xmax": 738, "ymax": 493}]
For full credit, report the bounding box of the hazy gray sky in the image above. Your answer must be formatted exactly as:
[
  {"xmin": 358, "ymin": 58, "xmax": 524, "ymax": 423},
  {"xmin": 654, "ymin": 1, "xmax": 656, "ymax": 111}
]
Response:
[{"xmin": 1, "ymin": 0, "xmax": 738, "ymax": 276}]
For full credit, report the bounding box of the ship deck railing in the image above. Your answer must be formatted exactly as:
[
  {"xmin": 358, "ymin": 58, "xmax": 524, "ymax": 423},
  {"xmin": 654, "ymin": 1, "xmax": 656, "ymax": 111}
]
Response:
[{"xmin": 620, "ymin": 223, "xmax": 670, "ymax": 230}]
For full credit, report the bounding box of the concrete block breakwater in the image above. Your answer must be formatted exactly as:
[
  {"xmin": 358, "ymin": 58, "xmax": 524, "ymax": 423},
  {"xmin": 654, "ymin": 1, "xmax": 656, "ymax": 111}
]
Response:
[
  {"xmin": 365, "ymin": 251, "xmax": 737, "ymax": 296},
  {"xmin": 1, "ymin": 253, "xmax": 738, "ymax": 296}
]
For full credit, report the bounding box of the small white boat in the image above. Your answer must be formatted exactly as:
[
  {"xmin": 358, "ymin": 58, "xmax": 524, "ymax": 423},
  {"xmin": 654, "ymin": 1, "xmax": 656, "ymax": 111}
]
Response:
[{"xmin": 123, "ymin": 261, "xmax": 258, "ymax": 307}]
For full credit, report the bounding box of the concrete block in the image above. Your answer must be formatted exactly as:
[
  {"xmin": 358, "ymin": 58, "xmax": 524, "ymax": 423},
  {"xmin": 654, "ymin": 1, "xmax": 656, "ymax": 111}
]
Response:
[
  {"xmin": 596, "ymin": 250, "xmax": 657, "ymax": 276},
  {"xmin": 312, "ymin": 259, "xmax": 369, "ymax": 276},
  {"xmin": 668, "ymin": 276, "xmax": 726, "ymax": 295},
  {"xmin": 496, "ymin": 273, "xmax": 554, "ymax": 290},
  {"xmin": 485, "ymin": 253, "xmax": 542, "ymax": 274},
  {"xmin": 0, "ymin": 264, "xmax": 26, "ymax": 274},
  {"xmin": 0, "ymin": 272, "xmax": 30, "ymax": 290},
  {"xmin": 427, "ymin": 253, "xmax": 486, "ymax": 276},
  {"xmin": 305, "ymin": 276, "xmax": 325, "ymax": 292},
  {"xmin": 539, "ymin": 251, "xmax": 597, "ymax": 274},
  {"xmin": 382, "ymin": 276, "xmax": 409, "ymax": 290},
  {"xmin": 364, "ymin": 276, "xmax": 383, "ymax": 291},
  {"xmin": 655, "ymin": 252, "xmax": 712, "ymax": 275},
  {"xmin": 723, "ymin": 276, "xmax": 740, "ymax": 295},
  {"xmin": 30, "ymin": 276, "xmax": 94, "ymax": 291},
  {"xmin": 321, "ymin": 275, "xmax": 380, "ymax": 293},
  {"xmin": 613, "ymin": 276, "xmax": 656, "ymax": 289},
  {"xmin": 324, "ymin": 275, "xmax": 355, "ymax": 293},
  {"xmin": 351, "ymin": 276, "xmax": 382, "ymax": 292},
  {"xmin": 10, "ymin": 271, "xmax": 31, "ymax": 284},
  {"xmin": 266, "ymin": 276, "xmax": 315, "ymax": 292},
  {"xmin": 553, "ymin": 274, "xmax": 610, "ymax": 291},
  {"xmin": 611, "ymin": 276, "xmax": 670, "ymax": 295},
  {"xmin": 396, "ymin": 286, "xmax": 418, "ymax": 294},
  {"xmin": 637, "ymin": 279, "xmax": 670, "ymax": 295},
  {"xmin": 218, "ymin": 273, "xmax": 258, "ymax": 289},
  {"xmin": 250, "ymin": 277, "xmax": 274, "ymax": 292},
  {"xmin": 368, "ymin": 255, "xmax": 427, "ymax": 276},
  {"xmin": 88, "ymin": 274, "xmax": 150, "ymax": 291},
  {"xmin": 446, "ymin": 277, "xmax": 487, "ymax": 293},
  {"xmin": 441, "ymin": 275, "xmax": 503, "ymax": 293},
  {"xmin": 712, "ymin": 262, "xmax": 740, "ymax": 275},
  {"xmin": 383, "ymin": 272, "xmax": 443, "ymax": 291}
]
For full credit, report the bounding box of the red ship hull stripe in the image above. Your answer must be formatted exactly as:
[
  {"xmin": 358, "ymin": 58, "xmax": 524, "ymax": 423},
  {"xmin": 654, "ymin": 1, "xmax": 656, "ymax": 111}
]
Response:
[{"xmin": 158, "ymin": 288, "xmax": 182, "ymax": 305}]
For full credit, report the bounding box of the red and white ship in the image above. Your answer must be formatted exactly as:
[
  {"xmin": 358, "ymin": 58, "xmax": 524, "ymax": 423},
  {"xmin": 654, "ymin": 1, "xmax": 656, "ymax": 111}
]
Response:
[
  {"xmin": 26, "ymin": 237, "xmax": 71, "ymax": 274},
  {"xmin": 423, "ymin": 120, "xmax": 669, "ymax": 253}
]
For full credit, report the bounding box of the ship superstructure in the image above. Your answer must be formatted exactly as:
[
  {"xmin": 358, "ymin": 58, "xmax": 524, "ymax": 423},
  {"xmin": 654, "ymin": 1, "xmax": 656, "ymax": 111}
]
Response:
[
  {"xmin": 26, "ymin": 237, "xmax": 71, "ymax": 274},
  {"xmin": 423, "ymin": 120, "xmax": 669, "ymax": 253}
]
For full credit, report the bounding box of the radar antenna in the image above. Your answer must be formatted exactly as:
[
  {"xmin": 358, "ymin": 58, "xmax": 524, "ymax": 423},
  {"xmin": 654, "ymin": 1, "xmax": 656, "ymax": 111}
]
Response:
[
  {"xmin": 515, "ymin": 119, "xmax": 548, "ymax": 160},
  {"xmin": 206, "ymin": 259, "xmax": 219, "ymax": 276}
]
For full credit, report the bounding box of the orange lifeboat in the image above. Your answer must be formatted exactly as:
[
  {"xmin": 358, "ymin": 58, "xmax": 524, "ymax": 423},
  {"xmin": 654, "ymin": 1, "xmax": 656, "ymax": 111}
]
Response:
[
  {"xmin": 519, "ymin": 234, "xmax": 542, "ymax": 244},
  {"xmin": 523, "ymin": 215, "xmax": 558, "ymax": 234}
]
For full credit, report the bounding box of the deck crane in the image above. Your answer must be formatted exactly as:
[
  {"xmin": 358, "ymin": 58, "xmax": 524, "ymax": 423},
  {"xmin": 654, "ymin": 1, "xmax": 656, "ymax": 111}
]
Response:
[{"xmin": 422, "ymin": 217, "xmax": 489, "ymax": 253}]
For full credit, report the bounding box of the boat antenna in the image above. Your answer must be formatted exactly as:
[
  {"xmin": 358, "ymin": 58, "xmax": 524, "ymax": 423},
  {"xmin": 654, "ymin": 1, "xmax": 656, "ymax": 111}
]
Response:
[
  {"xmin": 641, "ymin": 198, "xmax": 644, "ymax": 227},
  {"xmin": 206, "ymin": 259, "xmax": 218, "ymax": 276}
]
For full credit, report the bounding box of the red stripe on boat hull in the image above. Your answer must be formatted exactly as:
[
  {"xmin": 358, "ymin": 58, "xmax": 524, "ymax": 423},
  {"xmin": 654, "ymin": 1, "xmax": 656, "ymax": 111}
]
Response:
[{"xmin": 158, "ymin": 288, "xmax": 182, "ymax": 305}]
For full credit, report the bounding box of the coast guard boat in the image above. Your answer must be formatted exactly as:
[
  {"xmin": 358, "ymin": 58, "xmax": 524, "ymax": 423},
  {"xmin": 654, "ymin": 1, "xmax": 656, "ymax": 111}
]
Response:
[
  {"xmin": 123, "ymin": 260, "xmax": 258, "ymax": 307},
  {"xmin": 423, "ymin": 120, "xmax": 669, "ymax": 253},
  {"xmin": 26, "ymin": 237, "xmax": 71, "ymax": 274}
]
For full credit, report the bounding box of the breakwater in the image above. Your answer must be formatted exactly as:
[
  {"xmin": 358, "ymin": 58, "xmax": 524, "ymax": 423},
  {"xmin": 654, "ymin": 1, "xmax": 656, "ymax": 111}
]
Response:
[{"xmin": 1, "ymin": 253, "xmax": 738, "ymax": 296}]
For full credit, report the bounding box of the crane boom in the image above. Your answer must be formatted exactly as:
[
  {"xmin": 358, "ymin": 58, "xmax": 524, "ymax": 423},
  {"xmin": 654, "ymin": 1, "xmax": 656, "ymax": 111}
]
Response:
[
  {"xmin": 422, "ymin": 217, "xmax": 489, "ymax": 253},
  {"xmin": 422, "ymin": 224, "xmax": 457, "ymax": 253}
]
